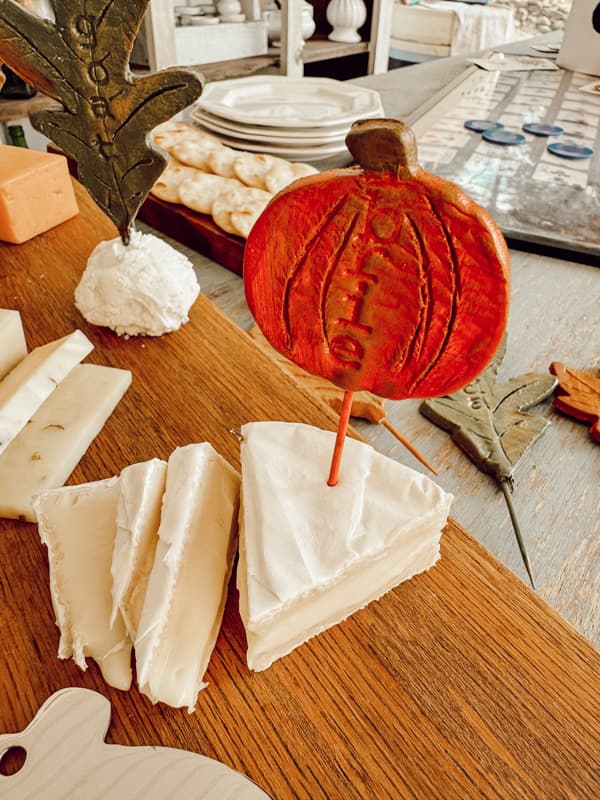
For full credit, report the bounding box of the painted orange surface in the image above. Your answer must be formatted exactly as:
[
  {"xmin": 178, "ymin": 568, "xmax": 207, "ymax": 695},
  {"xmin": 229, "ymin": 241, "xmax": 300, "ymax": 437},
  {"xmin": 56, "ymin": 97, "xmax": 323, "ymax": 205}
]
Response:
[
  {"xmin": 245, "ymin": 167, "xmax": 510, "ymax": 400},
  {"xmin": 0, "ymin": 145, "xmax": 78, "ymax": 244}
]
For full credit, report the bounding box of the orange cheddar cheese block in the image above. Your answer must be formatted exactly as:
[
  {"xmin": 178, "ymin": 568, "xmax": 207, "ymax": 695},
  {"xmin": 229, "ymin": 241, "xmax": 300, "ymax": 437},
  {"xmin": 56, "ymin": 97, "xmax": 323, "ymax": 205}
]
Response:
[{"xmin": 0, "ymin": 145, "xmax": 79, "ymax": 244}]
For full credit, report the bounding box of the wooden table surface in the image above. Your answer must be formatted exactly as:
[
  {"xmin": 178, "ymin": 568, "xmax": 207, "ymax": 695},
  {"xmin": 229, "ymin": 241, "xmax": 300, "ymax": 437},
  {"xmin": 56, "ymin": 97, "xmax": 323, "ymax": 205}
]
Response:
[
  {"xmin": 0, "ymin": 183, "xmax": 599, "ymax": 798},
  {"xmin": 148, "ymin": 32, "xmax": 599, "ymax": 647},
  {"xmin": 145, "ymin": 226, "xmax": 600, "ymax": 647}
]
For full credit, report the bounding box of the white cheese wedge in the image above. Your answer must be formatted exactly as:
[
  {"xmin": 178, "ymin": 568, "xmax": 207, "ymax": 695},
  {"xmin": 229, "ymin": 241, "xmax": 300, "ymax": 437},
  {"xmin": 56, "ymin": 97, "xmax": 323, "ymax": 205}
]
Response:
[
  {"xmin": 111, "ymin": 458, "xmax": 167, "ymax": 639},
  {"xmin": 0, "ymin": 363, "xmax": 131, "ymax": 522},
  {"xmin": 135, "ymin": 443, "xmax": 240, "ymax": 712},
  {"xmin": 0, "ymin": 309, "xmax": 27, "ymax": 379},
  {"xmin": 237, "ymin": 421, "xmax": 454, "ymax": 671},
  {"xmin": 34, "ymin": 478, "xmax": 133, "ymax": 691},
  {"xmin": 0, "ymin": 329, "xmax": 93, "ymax": 456}
]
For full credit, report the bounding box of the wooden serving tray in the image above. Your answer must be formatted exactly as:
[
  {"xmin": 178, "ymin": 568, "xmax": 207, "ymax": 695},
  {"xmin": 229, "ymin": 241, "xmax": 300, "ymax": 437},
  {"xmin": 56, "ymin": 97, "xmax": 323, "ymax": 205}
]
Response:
[
  {"xmin": 138, "ymin": 193, "xmax": 245, "ymax": 277},
  {"xmin": 46, "ymin": 143, "xmax": 246, "ymax": 277},
  {"xmin": 0, "ymin": 184, "xmax": 598, "ymax": 799}
]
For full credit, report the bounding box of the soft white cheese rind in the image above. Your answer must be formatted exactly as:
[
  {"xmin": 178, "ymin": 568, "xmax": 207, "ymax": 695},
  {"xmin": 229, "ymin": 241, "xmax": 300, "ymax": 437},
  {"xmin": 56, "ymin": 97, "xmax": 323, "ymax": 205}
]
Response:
[
  {"xmin": 34, "ymin": 477, "xmax": 133, "ymax": 690},
  {"xmin": 111, "ymin": 458, "xmax": 167, "ymax": 638},
  {"xmin": 0, "ymin": 309, "xmax": 27, "ymax": 379},
  {"xmin": 135, "ymin": 443, "xmax": 240, "ymax": 712},
  {"xmin": 0, "ymin": 329, "xmax": 93, "ymax": 456},
  {"xmin": 237, "ymin": 421, "xmax": 453, "ymax": 671},
  {"xmin": 0, "ymin": 363, "xmax": 131, "ymax": 522}
]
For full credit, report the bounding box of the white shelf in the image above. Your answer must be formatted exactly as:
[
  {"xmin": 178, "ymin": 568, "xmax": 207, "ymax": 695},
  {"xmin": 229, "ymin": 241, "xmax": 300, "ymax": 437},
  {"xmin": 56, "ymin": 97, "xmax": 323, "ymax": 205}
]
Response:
[{"xmin": 143, "ymin": 0, "xmax": 393, "ymax": 77}]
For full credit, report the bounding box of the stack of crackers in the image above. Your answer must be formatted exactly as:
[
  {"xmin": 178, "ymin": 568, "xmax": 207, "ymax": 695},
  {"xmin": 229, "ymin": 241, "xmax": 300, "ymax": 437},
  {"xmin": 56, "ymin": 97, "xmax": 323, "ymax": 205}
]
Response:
[{"xmin": 150, "ymin": 121, "xmax": 318, "ymax": 239}]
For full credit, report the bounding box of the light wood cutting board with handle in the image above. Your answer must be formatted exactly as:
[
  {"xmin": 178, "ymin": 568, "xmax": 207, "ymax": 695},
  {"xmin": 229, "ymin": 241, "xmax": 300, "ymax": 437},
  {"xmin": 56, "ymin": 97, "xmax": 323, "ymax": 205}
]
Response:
[{"xmin": 0, "ymin": 688, "xmax": 270, "ymax": 798}]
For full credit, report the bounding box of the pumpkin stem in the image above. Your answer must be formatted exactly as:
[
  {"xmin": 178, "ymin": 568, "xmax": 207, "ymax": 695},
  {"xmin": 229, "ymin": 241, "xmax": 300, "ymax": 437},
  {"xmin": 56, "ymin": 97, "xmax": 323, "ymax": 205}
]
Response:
[{"xmin": 345, "ymin": 119, "xmax": 422, "ymax": 178}]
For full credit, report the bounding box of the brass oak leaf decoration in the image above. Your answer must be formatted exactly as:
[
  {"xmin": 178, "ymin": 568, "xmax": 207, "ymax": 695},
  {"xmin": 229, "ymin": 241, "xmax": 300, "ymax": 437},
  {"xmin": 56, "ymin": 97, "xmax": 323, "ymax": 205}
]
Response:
[
  {"xmin": 0, "ymin": 0, "xmax": 204, "ymax": 242},
  {"xmin": 420, "ymin": 338, "xmax": 558, "ymax": 587},
  {"xmin": 550, "ymin": 362, "xmax": 600, "ymax": 443}
]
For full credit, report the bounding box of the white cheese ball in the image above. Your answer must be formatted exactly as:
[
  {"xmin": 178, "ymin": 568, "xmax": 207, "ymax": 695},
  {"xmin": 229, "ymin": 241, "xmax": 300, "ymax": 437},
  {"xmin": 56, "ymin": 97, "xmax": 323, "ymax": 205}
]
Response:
[{"xmin": 75, "ymin": 231, "xmax": 200, "ymax": 337}]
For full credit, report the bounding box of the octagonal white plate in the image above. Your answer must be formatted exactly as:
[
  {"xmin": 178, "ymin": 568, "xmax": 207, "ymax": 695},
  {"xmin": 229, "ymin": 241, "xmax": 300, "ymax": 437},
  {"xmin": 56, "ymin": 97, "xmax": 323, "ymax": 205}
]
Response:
[
  {"xmin": 194, "ymin": 127, "xmax": 349, "ymax": 161},
  {"xmin": 191, "ymin": 108, "xmax": 354, "ymax": 145},
  {"xmin": 195, "ymin": 76, "xmax": 383, "ymax": 129}
]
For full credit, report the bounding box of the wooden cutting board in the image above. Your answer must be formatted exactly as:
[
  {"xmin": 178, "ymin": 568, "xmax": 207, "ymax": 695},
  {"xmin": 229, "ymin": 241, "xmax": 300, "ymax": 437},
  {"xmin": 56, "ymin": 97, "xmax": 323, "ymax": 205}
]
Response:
[
  {"xmin": 138, "ymin": 193, "xmax": 244, "ymax": 277},
  {"xmin": 0, "ymin": 183, "xmax": 598, "ymax": 800},
  {"xmin": 0, "ymin": 688, "xmax": 269, "ymax": 798}
]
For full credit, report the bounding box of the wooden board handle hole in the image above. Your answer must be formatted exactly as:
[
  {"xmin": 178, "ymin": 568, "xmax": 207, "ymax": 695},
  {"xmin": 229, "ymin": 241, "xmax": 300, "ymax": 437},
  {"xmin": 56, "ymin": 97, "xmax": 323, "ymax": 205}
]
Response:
[{"xmin": 0, "ymin": 746, "xmax": 27, "ymax": 776}]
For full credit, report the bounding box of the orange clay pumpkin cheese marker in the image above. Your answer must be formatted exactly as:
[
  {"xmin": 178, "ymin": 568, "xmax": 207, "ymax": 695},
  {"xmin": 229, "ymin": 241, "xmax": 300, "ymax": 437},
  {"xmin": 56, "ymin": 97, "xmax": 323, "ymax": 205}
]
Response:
[{"xmin": 244, "ymin": 118, "xmax": 510, "ymax": 486}]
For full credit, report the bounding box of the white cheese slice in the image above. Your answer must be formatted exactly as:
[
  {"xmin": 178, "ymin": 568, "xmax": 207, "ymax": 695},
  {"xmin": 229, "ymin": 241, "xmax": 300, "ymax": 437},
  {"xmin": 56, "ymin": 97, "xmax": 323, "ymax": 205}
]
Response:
[
  {"xmin": 34, "ymin": 478, "xmax": 133, "ymax": 691},
  {"xmin": 0, "ymin": 329, "xmax": 93, "ymax": 456},
  {"xmin": 0, "ymin": 309, "xmax": 27, "ymax": 379},
  {"xmin": 237, "ymin": 421, "xmax": 454, "ymax": 671},
  {"xmin": 0, "ymin": 363, "xmax": 131, "ymax": 522},
  {"xmin": 111, "ymin": 458, "xmax": 167, "ymax": 639},
  {"xmin": 135, "ymin": 443, "xmax": 240, "ymax": 712}
]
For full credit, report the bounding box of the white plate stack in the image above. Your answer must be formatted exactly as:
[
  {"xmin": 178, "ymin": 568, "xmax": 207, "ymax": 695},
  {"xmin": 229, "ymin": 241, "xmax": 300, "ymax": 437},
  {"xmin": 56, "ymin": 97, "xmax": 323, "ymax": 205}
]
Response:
[{"xmin": 190, "ymin": 75, "xmax": 384, "ymax": 162}]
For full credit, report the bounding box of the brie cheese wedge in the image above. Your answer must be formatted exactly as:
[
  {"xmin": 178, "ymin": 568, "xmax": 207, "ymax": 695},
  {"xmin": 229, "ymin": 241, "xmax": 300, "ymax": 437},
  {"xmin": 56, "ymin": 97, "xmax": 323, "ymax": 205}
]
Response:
[
  {"xmin": 0, "ymin": 309, "xmax": 27, "ymax": 380},
  {"xmin": 135, "ymin": 443, "xmax": 240, "ymax": 712},
  {"xmin": 237, "ymin": 421, "xmax": 453, "ymax": 671},
  {"xmin": 0, "ymin": 363, "xmax": 131, "ymax": 522},
  {"xmin": 111, "ymin": 458, "xmax": 167, "ymax": 639},
  {"xmin": 0, "ymin": 329, "xmax": 93, "ymax": 455},
  {"xmin": 34, "ymin": 478, "xmax": 133, "ymax": 691}
]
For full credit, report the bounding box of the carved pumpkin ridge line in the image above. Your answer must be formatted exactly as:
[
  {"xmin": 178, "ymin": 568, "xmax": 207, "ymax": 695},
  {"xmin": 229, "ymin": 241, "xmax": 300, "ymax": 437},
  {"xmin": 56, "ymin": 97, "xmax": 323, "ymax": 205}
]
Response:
[
  {"xmin": 280, "ymin": 193, "xmax": 355, "ymax": 349},
  {"xmin": 409, "ymin": 198, "xmax": 459, "ymax": 395},
  {"xmin": 321, "ymin": 200, "xmax": 368, "ymax": 357},
  {"xmin": 385, "ymin": 218, "xmax": 420, "ymax": 378},
  {"xmin": 399, "ymin": 213, "xmax": 430, "ymax": 374}
]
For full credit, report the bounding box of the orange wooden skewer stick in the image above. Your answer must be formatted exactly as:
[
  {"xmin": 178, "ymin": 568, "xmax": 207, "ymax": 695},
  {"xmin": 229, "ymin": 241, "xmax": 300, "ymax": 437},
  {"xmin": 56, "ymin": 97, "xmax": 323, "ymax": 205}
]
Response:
[
  {"xmin": 380, "ymin": 418, "xmax": 438, "ymax": 475},
  {"xmin": 328, "ymin": 390, "xmax": 354, "ymax": 486}
]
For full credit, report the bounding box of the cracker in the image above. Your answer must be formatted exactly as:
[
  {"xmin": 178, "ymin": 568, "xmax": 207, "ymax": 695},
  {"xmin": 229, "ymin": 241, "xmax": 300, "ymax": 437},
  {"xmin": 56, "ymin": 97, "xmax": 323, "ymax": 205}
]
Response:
[
  {"xmin": 208, "ymin": 147, "xmax": 240, "ymax": 179},
  {"xmin": 150, "ymin": 159, "xmax": 197, "ymax": 204},
  {"xmin": 230, "ymin": 205, "xmax": 267, "ymax": 239},
  {"xmin": 291, "ymin": 162, "xmax": 319, "ymax": 179},
  {"xmin": 178, "ymin": 172, "xmax": 244, "ymax": 215},
  {"xmin": 171, "ymin": 136, "xmax": 224, "ymax": 170},
  {"xmin": 264, "ymin": 162, "xmax": 297, "ymax": 194},
  {"xmin": 212, "ymin": 186, "xmax": 271, "ymax": 238},
  {"xmin": 234, "ymin": 153, "xmax": 287, "ymax": 190},
  {"xmin": 152, "ymin": 121, "xmax": 219, "ymax": 155},
  {"xmin": 263, "ymin": 160, "xmax": 320, "ymax": 194}
]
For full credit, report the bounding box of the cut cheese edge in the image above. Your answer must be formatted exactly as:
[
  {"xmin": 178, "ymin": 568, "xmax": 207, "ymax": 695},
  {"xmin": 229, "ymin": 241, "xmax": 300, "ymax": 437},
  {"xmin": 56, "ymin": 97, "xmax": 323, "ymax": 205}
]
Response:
[
  {"xmin": 111, "ymin": 458, "xmax": 167, "ymax": 639},
  {"xmin": 237, "ymin": 421, "xmax": 453, "ymax": 671},
  {"xmin": 0, "ymin": 329, "xmax": 93, "ymax": 456},
  {"xmin": 0, "ymin": 309, "xmax": 27, "ymax": 380},
  {"xmin": 34, "ymin": 478, "xmax": 132, "ymax": 691},
  {"xmin": 135, "ymin": 443, "xmax": 240, "ymax": 712},
  {"xmin": 0, "ymin": 144, "xmax": 79, "ymax": 244},
  {"xmin": 0, "ymin": 363, "xmax": 131, "ymax": 522}
]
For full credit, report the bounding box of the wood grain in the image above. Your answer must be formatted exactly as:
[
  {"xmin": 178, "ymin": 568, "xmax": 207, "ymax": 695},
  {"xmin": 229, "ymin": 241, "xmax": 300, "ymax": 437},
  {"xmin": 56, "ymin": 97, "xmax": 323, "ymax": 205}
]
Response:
[
  {"xmin": 144, "ymin": 226, "xmax": 600, "ymax": 646},
  {"xmin": 0, "ymin": 183, "xmax": 599, "ymax": 799}
]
